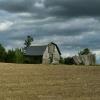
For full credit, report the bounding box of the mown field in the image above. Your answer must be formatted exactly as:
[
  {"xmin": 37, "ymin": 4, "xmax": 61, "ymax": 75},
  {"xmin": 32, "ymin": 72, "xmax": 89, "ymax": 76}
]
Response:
[{"xmin": 0, "ymin": 63, "xmax": 100, "ymax": 100}]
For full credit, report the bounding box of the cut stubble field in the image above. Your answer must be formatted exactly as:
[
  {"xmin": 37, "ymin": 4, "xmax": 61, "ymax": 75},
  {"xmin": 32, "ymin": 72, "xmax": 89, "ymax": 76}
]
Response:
[{"xmin": 0, "ymin": 63, "xmax": 100, "ymax": 100}]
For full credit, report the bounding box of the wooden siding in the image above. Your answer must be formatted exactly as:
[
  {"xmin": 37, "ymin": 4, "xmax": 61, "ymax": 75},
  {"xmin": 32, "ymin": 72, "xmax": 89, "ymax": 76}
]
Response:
[
  {"xmin": 52, "ymin": 47, "xmax": 61, "ymax": 64},
  {"xmin": 24, "ymin": 55, "xmax": 42, "ymax": 64},
  {"xmin": 42, "ymin": 46, "xmax": 50, "ymax": 64},
  {"xmin": 73, "ymin": 54, "xmax": 96, "ymax": 65},
  {"xmin": 43, "ymin": 43, "xmax": 60, "ymax": 64}
]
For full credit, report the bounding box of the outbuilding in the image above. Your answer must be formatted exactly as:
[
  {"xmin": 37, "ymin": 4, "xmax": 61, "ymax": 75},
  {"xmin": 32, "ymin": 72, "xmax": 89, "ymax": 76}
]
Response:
[{"xmin": 24, "ymin": 42, "xmax": 61, "ymax": 64}]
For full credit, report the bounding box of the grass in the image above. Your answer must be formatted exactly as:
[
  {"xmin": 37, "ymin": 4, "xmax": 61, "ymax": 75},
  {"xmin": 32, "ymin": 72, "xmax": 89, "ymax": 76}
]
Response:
[{"xmin": 0, "ymin": 63, "xmax": 100, "ymax": 100}]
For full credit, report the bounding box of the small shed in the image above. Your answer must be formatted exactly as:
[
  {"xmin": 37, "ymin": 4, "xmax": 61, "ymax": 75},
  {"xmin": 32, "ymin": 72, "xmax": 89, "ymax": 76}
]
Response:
[{"xmin": 24, "ymin": 42, "xmax": 61, "ymax": 64}]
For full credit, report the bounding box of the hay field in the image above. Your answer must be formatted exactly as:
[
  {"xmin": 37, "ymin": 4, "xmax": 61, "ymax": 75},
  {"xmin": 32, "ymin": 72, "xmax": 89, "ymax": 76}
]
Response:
[{"xmin": 0, "ymin": 63, "xmax": 100, "ymax": 100}]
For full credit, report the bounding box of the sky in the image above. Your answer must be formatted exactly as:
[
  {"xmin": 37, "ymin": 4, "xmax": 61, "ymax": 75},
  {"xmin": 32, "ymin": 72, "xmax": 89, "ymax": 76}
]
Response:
[{"xmin": 0, "ymin": 0, "xmax": 100, "ymax": 63}]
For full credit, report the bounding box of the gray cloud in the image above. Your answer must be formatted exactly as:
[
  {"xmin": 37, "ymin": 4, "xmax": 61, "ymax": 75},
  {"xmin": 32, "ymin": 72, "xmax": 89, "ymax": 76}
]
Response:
[
  {"xmin": 44, "ymin": 0, "xmax": 100, "ymax": 17},
  {"xmin": 0, "ymin": 0, "xmax": 100, "ymax": 17},
  {"xmin": 0, "ymin": 0, "xmax": 34, "ymax": 12}
]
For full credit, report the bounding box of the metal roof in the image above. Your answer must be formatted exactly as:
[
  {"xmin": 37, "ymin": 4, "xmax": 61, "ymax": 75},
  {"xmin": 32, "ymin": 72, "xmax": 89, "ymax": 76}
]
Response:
[{"xmin": 24, "ymin": 45, "xmax": 47, "ymax": 56}]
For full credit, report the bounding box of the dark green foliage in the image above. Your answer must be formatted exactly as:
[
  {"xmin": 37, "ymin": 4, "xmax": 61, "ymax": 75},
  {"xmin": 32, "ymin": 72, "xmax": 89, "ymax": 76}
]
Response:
[
  {"xmin": 15, "ymin": 48, "xmax": 24, "ymax": 63},
  {"xmin": 60, "ymin": 57, "xmax": 65, "ymax": 64},
  {"xmin": 79, "ymin": 48, "xmax": 91, "ymax": 55},
  {"xmin": 6, "ymin": 49, "xmax": 16, "ymax": 63},
  {"xmin": 0, "ymin": 36, "xmax": 34, "ymax": 63},
  {"xmin": 0, "ymin": 44, "xmax": 6, "ymax": 62},
  {"xmin": 64, "ymin": 57, "xmax": 74, "ymax": 65},
  {"xmin": 24, "ymin": 35, "xmax": 33, "ymax": 48},
  {"xmin": 6, "ymin": 49, "xmax": 24, "ymax": 63}
]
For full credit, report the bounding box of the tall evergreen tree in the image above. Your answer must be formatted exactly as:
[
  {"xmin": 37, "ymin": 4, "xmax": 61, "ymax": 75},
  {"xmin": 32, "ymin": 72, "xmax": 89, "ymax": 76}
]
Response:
[{"xmin": 24, "ymin": 35, "xmax": 33, "ymax": 48}]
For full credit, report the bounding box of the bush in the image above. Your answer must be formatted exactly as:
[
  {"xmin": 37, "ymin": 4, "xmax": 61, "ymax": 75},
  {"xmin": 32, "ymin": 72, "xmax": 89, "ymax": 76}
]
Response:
[
  {"xmin": 64, "ymin": 57, "xmax": 74, "ymax": 65},
  {"xmin": 60, "ymin": 57, "xmax": 65, "ymax": 64}
]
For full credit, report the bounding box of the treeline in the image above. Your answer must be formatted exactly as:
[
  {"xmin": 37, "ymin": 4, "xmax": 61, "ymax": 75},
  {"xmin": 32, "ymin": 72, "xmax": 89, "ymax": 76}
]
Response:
[
  {"xmin": 0, "ymin": 44, "xmax": 24, "ymax": 63},
  {"xmin": 0, "ymin": 35, "xmax": 33, "ymax": 63}
]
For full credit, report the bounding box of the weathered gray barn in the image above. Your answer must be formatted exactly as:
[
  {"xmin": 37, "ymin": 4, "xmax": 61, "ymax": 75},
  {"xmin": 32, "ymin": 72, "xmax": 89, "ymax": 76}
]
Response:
[{"xmin": 24, "ymin": 42, "xmax": 61, "ymax": 64}]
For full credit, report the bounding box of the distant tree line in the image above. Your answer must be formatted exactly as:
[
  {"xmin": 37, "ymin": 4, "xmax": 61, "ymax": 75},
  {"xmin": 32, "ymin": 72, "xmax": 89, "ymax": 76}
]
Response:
[
  {"xmin": 0, "ymin": 45, "xmax": 24, "ymax": 63},
  {"xmin": 0, "ymin": 35, "xmax": 33, "ymax": 63}
]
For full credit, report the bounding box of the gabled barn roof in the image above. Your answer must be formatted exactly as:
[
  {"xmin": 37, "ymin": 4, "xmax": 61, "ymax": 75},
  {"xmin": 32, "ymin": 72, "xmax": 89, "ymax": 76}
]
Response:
[
  {"xmin": 50, "ymin": 42, "xmax": 61, "ymax": 55},
  {"xmin": 24, "ymin": 45, "xmax": 47, "ymax": 56},
  {"xmin": 24, "ymin": 42, "xmax": 61, "ymax": 56}
]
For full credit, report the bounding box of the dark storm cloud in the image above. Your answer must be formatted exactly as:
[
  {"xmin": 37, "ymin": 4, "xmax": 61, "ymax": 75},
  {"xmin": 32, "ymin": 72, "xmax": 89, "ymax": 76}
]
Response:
[
  {"xmin": 44, "ymin": 0, "xmax": 100, "ymax": 17},
  {"xmin": 0, "ymin": 0, "xmax": 100, "ymax": 17},
  {"xmin": 0, "ymin": 0, "xmax": 47, "ymax": 17},
  {"xmin": 0, "ymin": 0, "xmax": 34, "ymax": 12}
]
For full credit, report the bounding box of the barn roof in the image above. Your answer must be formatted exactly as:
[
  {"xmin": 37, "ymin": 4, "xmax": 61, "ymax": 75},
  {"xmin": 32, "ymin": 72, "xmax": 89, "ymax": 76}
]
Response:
[
  {"xmin": 24, "ymin": 45, "xmax": 47, "ymax": 56},
  {"xmin": 50, "ymin": 42, "xmax": 61, "ymax": 55},
  {"xmin": 24, "ymin": 42, "xmax": 61, "ymax": 56}
]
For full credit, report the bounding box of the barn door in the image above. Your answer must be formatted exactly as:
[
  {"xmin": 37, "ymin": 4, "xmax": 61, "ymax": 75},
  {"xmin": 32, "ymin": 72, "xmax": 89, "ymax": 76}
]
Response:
[{"xmin": 49, "ymin": 54, "xmax": 53, "ymax": 64}]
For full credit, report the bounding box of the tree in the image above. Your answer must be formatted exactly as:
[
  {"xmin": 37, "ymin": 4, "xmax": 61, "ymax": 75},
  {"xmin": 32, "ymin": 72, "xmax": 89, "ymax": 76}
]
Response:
[
  {"xmin": 59, "ymin": 57, "xmax": 65, "ymax": 64},
  {"xmin": 15, "ymin": 48, "xmax": 24, "ymax": 63},
  {"xmin": 79, "ymin": 48, "xmax": 91, "ymax": 55},
  {"xmin": 0, "ymin": 44, "xmax": 6, "ymax": 62},
  {"xmin": 64, "ymin": 57, "xmax": 74, "ymax": 65},
  {"xmin": 6, "ymin": 49, "xmax": 15, "ymax": 63},
  {"xmin": 6, "ymin": 48, "xmax": 24, "ymax": 63},
  {"xmin": 24, "ymin": 35, "xmax": 33, "ymax": 48}
]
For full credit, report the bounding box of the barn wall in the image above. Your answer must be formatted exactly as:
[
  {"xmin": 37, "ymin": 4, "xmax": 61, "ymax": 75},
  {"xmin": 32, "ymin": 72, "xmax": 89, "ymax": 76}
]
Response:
[
  {"xmin": 24, "ymin": 55, "xmax": 42, "ymax": 64},
  {"xmin": 42, "ymin": 43, "xmax": 60, "ymax": 64},
  {"xmin": 42, "ymin": 46, "xmax": 50, "ymax": 64},
  {"xmin": 80, "ymin": 54, "xmax": 96, "ymax": 65},
  {"xmin": 52, "ymin": 47, "xmax": 60, "ymax": 64},
  {"xmin": 73, "ymin": 54, "xmax": 96, "ymax": 65},
  {"xmin": 73, "ymin": 56, "xmax": 82, "ymax": 65}
]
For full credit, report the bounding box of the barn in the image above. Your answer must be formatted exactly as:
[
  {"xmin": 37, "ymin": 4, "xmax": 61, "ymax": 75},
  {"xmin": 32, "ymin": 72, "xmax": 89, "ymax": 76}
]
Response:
[{"xmin": 24, "ymin": 42, "xmax": 61, "ymax": 64}]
